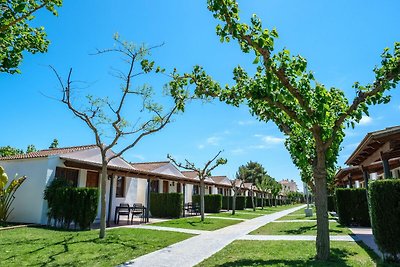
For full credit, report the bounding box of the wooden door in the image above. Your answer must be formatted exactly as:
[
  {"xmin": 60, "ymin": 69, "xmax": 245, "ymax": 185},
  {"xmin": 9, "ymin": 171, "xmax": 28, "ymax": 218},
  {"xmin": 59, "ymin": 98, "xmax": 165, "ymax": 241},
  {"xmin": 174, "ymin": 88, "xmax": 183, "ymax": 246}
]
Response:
[
  {"xmin": 86, "ymin": 171, "xmax": 99, "ymax": 188},
  {"xmin": 163, "ymin": 181, "xmax": 169, "ymax": 193}
]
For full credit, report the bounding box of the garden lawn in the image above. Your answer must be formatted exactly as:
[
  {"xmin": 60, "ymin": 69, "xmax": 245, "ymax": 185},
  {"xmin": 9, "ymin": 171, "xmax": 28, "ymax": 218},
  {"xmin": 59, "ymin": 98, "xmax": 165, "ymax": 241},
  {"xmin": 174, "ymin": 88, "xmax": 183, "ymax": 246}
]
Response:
[
  {"xmin": 250, "ymin": 221, "xmax": 351, "ymax": 235},
  {"xmin": 0, "ymin": 226, "xmax": 192, "ymax": 266},
  {"xmin": 235, "ymin": 204, "xmax": 303, "ymax": 215},
  {"xmin": 151, "ymin": 217, "xmax": 243, "ymax": 231},
  {"xmin": 277, "ymin": 208, "xmax": 335, "ymax": 221},
  {"xmin": 196, "ymin": 240, "xmax": 382, "ymax": 266}
]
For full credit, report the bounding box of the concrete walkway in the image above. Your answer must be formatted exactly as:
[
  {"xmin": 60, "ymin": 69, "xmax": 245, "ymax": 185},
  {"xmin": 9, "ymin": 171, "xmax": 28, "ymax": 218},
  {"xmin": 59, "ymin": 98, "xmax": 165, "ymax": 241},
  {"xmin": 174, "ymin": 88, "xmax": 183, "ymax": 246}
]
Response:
[
  {"xmin": 350, "ymin": 227, "xmax": 382, "ymax": 257},
  {"xmin": 122, "ymin": 205, "xmax": 306, "ymax": 267},
  {"xmin": 239, "ymin": 234, "xmax": 355, "ymax": 242}
]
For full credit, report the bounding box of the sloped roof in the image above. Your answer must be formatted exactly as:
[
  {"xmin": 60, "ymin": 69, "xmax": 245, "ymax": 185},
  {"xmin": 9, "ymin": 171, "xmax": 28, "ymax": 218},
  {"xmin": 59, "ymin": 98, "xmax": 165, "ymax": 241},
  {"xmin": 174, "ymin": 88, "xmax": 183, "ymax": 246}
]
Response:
[
  {"xmin": 181, "ymin": 171, "xmax": 216, "ymax": 185},
  {"xmin": 131, "ymin": 161, "xmax": 170, "ymax": 171},
  {"xmin": 0, "ymin": 145, "xmax": 97, "ymax": 161},
  {"xmin": 210, "ymin": 175, "xmax": 232, "ymax": 187}
]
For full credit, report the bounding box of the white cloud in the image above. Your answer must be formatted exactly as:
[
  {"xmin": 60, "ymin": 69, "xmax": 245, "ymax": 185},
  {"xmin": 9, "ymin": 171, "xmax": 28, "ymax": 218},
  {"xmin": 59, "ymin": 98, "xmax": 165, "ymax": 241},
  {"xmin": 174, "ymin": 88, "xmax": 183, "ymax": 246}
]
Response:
[
  {"xmin": 131, "ymin": 154, "xmax": 145, "ymax": 161},
  {"xmin": 359, "ymin": 115, "xmax": 372, "ymax": 125},
  {"xmin": 197, "ymin": 144, "xmax": 205, "ymax": 150},
  {"xmin": 206, "ymin": 136, "xmax": 221, "ymax": 146},
  {"xmin": 238, "ymin": 120, "xmax": 257, "ymax": 126},
  {"xmin": 231, "ymin": 148, "xmax": 245, "ymax": 155},
  {"xmin": 251, "ymin": 134, "xmax": 285, "ymax": 149}
]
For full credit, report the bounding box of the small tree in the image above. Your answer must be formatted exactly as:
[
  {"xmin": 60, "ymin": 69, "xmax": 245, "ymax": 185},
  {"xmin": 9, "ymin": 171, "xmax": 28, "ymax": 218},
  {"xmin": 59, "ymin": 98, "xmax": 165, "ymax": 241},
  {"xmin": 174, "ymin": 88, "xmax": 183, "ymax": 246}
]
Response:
[
  {"xmin": 26, "ymin": 144, "xmax": 37, "ymax": 153},
  {"xmin": 49, "ymin": 139, "xmax": 59, "ymax": 149},
  {"xmin": 0, "ymin": 166, "xmax": 26, "ymax": 222},
  {"xmin": 230, "ymin": 177, "xmax": 244, "ymax": 215},
  {"xmin": 236, "ymin": 161, "xmax": 265, "ymax": 211},
  {"xmin": 55, "ymin": 36, "xmax": 190, "ymax": 238},
  {"xmin": 168, "ymin": 151, "xmax": 227, "ymax": 221},
  {"xmin": 0, "ymin": 0, "xmax": 63, "ymax": 74},
  {"xmin": 256, "ymin": 173, "xmax": 273, "ymax": 209},
  {"xmin": 270, "ymin": 180, "xmax": 282, "ymax": 206},
  {"xmin": 0, "ymin": 146, "xmax": 24, "ymax": 157}
]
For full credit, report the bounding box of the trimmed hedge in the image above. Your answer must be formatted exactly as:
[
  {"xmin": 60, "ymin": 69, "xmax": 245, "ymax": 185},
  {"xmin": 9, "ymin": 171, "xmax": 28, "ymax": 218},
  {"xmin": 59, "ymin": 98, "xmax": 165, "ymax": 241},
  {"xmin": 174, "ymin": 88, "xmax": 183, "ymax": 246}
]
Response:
[
  {"xmin": 222, "ymin": 196, "xmax": 233, "ymax": 210},
  {"xmin": 233, "ymin": 196, "xmax": 246, "ymax": 210},
  {"xmin": 369, "ymin": 179, "xmax": 400, "ymax": 262},
  {"xmin": 335, "ymin": 188, "xmax": 370, "ymax": 227},
  {"xmin": 193, "ymin": 194, "xmax": 222, "ymax": 213},
  {"xmin": 327, "ymin": 195, "xmax": 337, "ymax": 212},
  {"xmin": 44, "ymin": 179, "xmax": 99, "ymax": 230},
  {"xmin": 246, "ymin": 196, "xmax": 254, "ymax": 208},
  {"xmin": 150, "ymin": 192, "xmax": 183, "ymax": 218}
]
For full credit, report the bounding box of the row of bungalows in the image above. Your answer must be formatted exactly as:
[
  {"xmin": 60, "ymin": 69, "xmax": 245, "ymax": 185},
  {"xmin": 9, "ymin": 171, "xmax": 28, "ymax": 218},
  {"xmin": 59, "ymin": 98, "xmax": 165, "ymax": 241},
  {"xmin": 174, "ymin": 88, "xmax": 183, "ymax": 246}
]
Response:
[
  {"xmin": 335, "ymin": 126, "xmax": 400, "ymax": 188},
  {"xmin": 0, "ymin": 144, "xmax": 273, "ymax": 225}
]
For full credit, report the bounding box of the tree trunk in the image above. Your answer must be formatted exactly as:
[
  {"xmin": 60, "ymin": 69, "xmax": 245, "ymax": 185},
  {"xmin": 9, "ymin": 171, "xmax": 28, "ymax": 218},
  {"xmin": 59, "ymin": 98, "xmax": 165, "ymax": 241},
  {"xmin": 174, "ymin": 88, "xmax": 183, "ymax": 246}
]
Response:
[
  {"xmin": 251, "ymin": 191, "xmax": 256, "ymax": 211},
  {"xmin": 314, "ymin": 153, "xmax": 330, "ymax": 260},
  {"xmin": 99, "ymin": 160, "xmax": 108, "ymax": 239},
  {"xmin": 232, "ymin": 192, "xmax": 236, "ymax": 215},
  {"xmin": 200, "ymin": 179, "xmax": 205, "ymax": 221},
  {"xmin": 261, "ymin": 194, "xmax": 264, "ymax": 210}
]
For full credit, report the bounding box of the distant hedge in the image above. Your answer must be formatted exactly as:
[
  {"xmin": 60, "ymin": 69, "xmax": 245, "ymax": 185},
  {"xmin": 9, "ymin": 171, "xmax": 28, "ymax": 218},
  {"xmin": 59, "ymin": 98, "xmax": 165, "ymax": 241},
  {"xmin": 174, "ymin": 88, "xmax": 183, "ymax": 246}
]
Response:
[
  {"xmin": 246, "ymin": 196, "xmax": 254, "ymax": 208},
  {"xmin": 327, "ymin": 195, "xmax": 337, "ymax": 212},
  {"xmin": 44, "ymin": 178, "xmax": 99, "ymax": 230},
  {"xmin": 222, "ymin": 196, "xmax": 233, "ymax": 210},
  {"xmin": 150, "ymin": 193, "xmax": 183, "ymax": 218},
  {"xmin": 233, "ymin": 196, "xmax": 246, "ymax": 210},
  {"xmin": 335, "ymin": 188, "xmax": 370, "ymax": 226},
  {"xmin": 193, "ymin": 194, "xmax": 222, "ymax": 213},
  {"xmin": 369, "ymin": 180, "xmax": 400, "ymax": 263}
]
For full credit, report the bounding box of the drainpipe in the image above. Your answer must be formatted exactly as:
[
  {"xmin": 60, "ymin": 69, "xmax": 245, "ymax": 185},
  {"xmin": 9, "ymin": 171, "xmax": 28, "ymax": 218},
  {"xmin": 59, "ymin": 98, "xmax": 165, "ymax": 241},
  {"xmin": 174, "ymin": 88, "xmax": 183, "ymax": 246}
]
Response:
[{"xmin": 146, "ymin": 178, "xmax": 150, "ymax": 223}]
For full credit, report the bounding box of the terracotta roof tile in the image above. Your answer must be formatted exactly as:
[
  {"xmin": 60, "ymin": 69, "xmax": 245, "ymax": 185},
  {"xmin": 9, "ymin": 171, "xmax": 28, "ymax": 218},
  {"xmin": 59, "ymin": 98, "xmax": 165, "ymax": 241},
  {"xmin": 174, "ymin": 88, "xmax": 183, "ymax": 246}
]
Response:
[
  {"xmin": 130, "ymin": 161, "xmax": 170, "ymax": 171},
  {"xmin": 0, "ymin": 144, "xmax": 97, "ymax": 161}
]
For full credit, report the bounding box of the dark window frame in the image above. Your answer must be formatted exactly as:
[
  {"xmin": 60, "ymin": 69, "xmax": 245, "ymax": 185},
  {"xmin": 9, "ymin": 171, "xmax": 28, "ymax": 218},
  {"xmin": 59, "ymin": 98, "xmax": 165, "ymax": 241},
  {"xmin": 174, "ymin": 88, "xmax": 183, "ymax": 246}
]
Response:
[
  {"xmin": 55, "ymin": 167, "xmax": 79, "ymax": 187},
  {"xmin": 116, "ymin": 176, "xmax": 126, "ymax": 198}
]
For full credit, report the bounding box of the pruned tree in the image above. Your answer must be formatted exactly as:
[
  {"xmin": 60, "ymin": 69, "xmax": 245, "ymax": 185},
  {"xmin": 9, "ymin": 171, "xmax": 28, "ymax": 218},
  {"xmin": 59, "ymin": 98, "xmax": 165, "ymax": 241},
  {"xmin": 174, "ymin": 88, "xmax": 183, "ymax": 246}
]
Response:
[
  {"xmin": 54, "ymin": 35, "xmax": 190, "ymax": 239},
  {"xmin": 177, "ymin": 0, "xmax": 400, "ymax": 260},
  {"xmin": 236, "ymin": 161, "xmax": 265, "ymax": 211},
  {"xmin": 256, "ymin": 173, "xmax": 273, "ymax": 209},
  {"xmin": 168, "ymin": 151, "xmax": 227, "ymax": 221},
  {"xmin": 231, "ymin": 174, "xmax": 244, "ymax": 215},
  {"xmin": 0, "ymin": 0, "xmax": 62, "ymax": 74},
  {"xmin": 271, "ymin": 180, "xmax": 282, "ymax": 206}
]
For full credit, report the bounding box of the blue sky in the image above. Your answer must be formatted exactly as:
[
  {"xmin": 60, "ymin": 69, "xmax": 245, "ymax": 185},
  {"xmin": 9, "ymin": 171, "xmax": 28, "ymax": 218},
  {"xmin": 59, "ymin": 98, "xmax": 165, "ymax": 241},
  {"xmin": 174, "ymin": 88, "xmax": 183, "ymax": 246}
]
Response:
[{"xmin": 1, "ymin": 0, "xmax": 399, "ymax": 191}]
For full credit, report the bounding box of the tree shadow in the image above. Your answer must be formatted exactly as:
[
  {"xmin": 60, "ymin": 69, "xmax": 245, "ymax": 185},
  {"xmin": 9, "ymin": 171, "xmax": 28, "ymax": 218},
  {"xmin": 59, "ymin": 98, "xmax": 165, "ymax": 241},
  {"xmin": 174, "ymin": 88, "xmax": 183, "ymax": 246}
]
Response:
[{"xmin": 284, "ymin": 225, "xmax": 317, "ymax": 235}]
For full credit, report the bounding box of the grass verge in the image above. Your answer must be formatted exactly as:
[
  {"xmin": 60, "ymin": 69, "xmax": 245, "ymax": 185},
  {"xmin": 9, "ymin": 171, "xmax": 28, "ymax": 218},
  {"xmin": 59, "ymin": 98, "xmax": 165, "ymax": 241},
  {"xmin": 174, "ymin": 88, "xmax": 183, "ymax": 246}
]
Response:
[
  {"xmin": 250, "ymin": 221, "xmax": 351, "ymax": 235},
  {"xmin": 0, "ymin": 226, "xmax": 192, "ymax": 266},
  {"xmin": 151, "ymin": 217, "xmax": 243, "ymax": 231},
  {"xmin": 197, "ymin": 240, "xmax": 383, "ymax": 266}
]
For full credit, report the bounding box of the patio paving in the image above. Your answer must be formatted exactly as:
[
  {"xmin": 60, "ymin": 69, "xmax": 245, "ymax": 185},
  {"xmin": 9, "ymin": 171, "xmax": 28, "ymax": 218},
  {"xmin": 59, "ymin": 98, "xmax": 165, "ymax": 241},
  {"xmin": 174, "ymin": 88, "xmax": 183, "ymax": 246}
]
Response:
[{"xmin": 121, "ymin": 204, "xmax": 306, "ymax": 267}]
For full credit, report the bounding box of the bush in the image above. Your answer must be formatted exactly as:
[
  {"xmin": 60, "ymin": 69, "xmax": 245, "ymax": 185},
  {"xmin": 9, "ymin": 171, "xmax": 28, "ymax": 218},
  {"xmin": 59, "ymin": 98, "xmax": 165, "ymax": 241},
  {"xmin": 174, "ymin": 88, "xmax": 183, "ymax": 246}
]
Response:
[
  {"xmin": 233, "ymin": 196, "xmax": 246, "ymax": 210},
  {"xmin": 335, "ymin": 188, "xmax": 370, "ymax": 227},
  {"xmin": 369, "ymin": 179, "xmax": 400, "ymax": 262},
  {"xmin": 44, "ymin": 179, "xmax": 99, "ymax": 230},
  {"xmin": 192, "ymin": 194, "xmax": 222, "ymax": 213},
  {"xmin": 327, "ymin": 195, "xmax": 336, "ymax": 212},
  {"xmin": 222, "ymin": 196, "xmax": 233, "ymax": 210},
  {"xmin": 246, "ymin": 196, "xmax": 254, "ymax": 208},
  {"xmin": 257, "ymin": 197, "xmax": 263, "ymax": 207},
  {"xmin": 150, "ymin": 192, "xmax": 182, "ymax": 218}
]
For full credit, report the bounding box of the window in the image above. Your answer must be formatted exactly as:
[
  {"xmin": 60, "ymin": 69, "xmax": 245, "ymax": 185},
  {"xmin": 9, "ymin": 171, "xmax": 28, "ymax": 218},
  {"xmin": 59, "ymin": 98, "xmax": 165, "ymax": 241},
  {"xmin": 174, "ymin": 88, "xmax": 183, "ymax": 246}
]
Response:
[
  {"xmin": 163, "ymin": 181, "xmax": 169, "ymax": 193},
  {"xmin": 116, "ymin": 176, "xmax": 126, "ymax": 198},
  {"xmin": 209, "ymin": 187, "xmax": 212, "ymax": 194},
  {"xmin": 177, "ymin": 182, "xmax": 181, "ymax": 193},
  {"xmin": 150, "ymin": 180, "xmax": 159, "ymax": 193},
  {"xmin": 55, "ymin": 167, "xmax": 79, "ymax": 187},
  {"xmin": 86, "ymin": 171, "xmax": 99, "ymax": 188},
  {"xmin": 218, "ymin": 188, "xmax": 223, "ymax": 195}
]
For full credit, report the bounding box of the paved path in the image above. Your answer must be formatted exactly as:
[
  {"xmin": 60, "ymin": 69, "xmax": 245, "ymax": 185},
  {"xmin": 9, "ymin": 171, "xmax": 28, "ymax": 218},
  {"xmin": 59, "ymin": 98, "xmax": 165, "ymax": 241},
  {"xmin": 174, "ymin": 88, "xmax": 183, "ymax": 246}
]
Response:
[
  {"xmin": 122, "ymin": 205, "xmax": 306, "ymax": 267},
  {"xmin": 239, "ymin": 234, "xmax": 355, "ymax": 241},
  {"xmin": 350, "ymin": 227, "xmax": 382, "ymax": 257}
]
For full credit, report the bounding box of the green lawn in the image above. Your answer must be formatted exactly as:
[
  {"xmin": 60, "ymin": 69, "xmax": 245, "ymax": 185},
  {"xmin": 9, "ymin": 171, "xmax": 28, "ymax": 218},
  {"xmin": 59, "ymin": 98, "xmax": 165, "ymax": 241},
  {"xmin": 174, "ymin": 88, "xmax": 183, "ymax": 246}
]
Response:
[
  {"xmin": 0, "ymin": 226, "xmax": 192, "ymax": 266},
  {"xmin": 197, "ymin": 240, "xmax": 382, "ymax": 266},
  {"xmin": 250, "ymin": 221, "xmax": 352, "ymax": 235},
  {"xmin": 151, "ymin": 217, "xmax": 243, "ymax": 231},
  {"xmin": 235, "ymin": 204, "xmax": 303, "ymax": 215}
]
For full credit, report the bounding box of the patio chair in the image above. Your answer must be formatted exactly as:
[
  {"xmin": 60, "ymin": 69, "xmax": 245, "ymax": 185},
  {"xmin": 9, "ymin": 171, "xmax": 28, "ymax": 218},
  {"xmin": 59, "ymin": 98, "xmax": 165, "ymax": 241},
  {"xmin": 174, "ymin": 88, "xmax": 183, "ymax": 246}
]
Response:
[
  {"xmin": 131, "ymin": 203, "xmax": 145, "ymax": 223},
  {"xmin": 115, "ymin": 203, "xmax": 130, "ymax": 224}
]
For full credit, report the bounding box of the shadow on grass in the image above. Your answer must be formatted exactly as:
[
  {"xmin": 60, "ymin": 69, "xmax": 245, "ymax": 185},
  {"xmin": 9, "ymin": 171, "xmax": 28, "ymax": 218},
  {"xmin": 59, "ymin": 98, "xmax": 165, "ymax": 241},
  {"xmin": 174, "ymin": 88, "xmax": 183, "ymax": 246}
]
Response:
[
  {"xmin": 214, "ymin": 247, "xmax": 364, "ymax": 267},
  {"xmin": 283, "ymin": 224, "xmax": 348, "ymax": 235}
]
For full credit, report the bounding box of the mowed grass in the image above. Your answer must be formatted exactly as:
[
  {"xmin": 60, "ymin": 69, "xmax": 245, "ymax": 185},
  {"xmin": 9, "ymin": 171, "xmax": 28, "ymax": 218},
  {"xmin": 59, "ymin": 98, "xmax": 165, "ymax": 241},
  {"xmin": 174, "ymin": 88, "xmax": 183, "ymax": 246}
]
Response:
[
  {"xmin": 197, "ymin": 240, "xmax": 381, "ymax": 267},
  {"xmin": 236, "ymin": 204, "xmax": 304, "ymax": 215},
  {"xmin": 207, "ymin": 212, "xmax": 261, "ymax": 220},
  {"xmin": 151, "ymin": 217, "xmax": 243, "ymax": 231},
  {"xmin": 0, "ymin": 226, "xmax": 193, "ymax": 266},
  {"xmin": 250, "ymin": 221, "xmax": 352, "ymax": 235}
]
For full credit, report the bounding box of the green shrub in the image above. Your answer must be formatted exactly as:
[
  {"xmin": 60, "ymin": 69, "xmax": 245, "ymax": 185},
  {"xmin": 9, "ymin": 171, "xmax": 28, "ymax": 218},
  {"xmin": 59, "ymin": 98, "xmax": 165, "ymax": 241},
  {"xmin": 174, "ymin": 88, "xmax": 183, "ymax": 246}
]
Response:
[
  {"xmin": 44, "ymin": 179, "xmax": 99, "ymax": 230},
  {"xmin": 222, "ymin": 196, "xmax": 233, "ymax": 210},
  {"xmin": 192, "ymin": 194, "xmax": 222, "ymax": 213},
  {"xmin": 233, "ymin": 196, "xmax": 246, "ymax": 210},
  {"xmin": 327, "ymin": 195, "xmax": 337, "ymax": 212},
  {"xmin": 257, "ymin": 197, "xmax": 263, "ymax": 207},
  {"xmin": 245, "ymin": 196, "xmax": 254, "ymax": 208},
  {"xmin": 335, "ymin": 188, "xmax": 370, "ymax": 227},
  {"xmin": 150, "ymin": 193, "xmax": 183, "ymax": 218},
  {"xmin": 369, "ymin": 179, "xmax": 400, "ymax": 262}
]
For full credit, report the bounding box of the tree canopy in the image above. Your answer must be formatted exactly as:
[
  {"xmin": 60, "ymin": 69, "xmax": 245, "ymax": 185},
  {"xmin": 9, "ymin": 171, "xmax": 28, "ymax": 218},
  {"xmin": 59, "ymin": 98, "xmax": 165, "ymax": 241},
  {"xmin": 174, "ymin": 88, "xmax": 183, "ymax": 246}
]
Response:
[
  {"xmin": 236, "ymin": 161, "xmax": 265, "ymax": 184},
  {"xmin": 0, "ymin": 0, "xmax": 62, "ymax": 74}
]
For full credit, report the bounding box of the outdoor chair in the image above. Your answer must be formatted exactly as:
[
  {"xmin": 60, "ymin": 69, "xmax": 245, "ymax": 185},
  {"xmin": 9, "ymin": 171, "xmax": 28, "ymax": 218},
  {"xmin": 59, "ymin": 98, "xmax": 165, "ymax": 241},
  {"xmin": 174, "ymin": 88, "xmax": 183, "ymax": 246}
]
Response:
[
  {"xmin": 131, "ymin": 203, "xmax": 145, "ymax": 223},
  {"xmin": 115, "ymin": 203, "xmax": 130, "ymax": 224}
]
